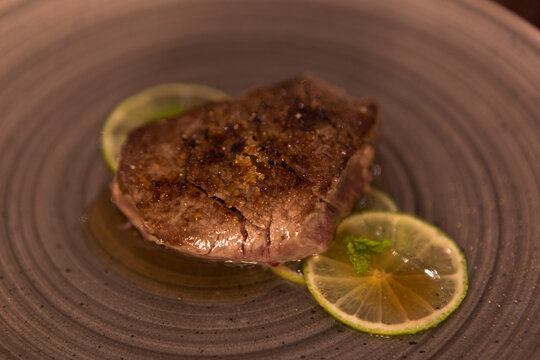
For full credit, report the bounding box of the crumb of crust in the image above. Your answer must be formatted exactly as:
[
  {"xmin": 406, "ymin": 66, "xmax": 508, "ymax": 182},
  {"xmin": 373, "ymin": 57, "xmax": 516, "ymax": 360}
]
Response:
[{"xmin": 233, "ymin": 154, "xmax": 265, "ymax": 186}]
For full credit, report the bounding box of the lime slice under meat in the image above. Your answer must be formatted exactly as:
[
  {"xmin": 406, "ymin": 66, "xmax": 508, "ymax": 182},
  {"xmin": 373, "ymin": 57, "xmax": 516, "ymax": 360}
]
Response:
[
  {"xmin": 352, "ymin": 187, "xmax": 398, "ymax": 213},
  {"xmin": 270, "ymin": 260, "xmax": 305, "ymax": 285},
  {"xmin": 101, "ymin": 83, "xmax": 230, "ymax": 172}
]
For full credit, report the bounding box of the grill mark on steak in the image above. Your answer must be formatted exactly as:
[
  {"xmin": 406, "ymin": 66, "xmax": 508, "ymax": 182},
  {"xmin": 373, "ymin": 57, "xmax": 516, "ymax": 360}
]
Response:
[
  {"xmin": 279, "ymin": 161, "xmax": 310, "ymax": 185},
  {"xmin": 284, "ymin": 98, "xmax": 336, "ymax": 134},
  {"xmin": 215, "ymin": 172, "xmax": 227, "ymax": 186},
  {"xmin": 150, "ymin": 180, "xmax": 185, "ymax": 202}
]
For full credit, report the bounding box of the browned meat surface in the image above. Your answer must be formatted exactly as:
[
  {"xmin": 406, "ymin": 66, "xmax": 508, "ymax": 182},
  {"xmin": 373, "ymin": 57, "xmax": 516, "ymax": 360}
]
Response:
[{"xmin": 112, "ymin": 74, "xmax": 379, "ymax": 262}]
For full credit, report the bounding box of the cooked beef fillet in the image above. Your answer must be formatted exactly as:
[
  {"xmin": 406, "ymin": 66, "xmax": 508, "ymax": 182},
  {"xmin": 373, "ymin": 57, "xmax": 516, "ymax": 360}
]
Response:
[{"xmin": 112, "ymin": 74, "xmax": 379, "ymax": 262}]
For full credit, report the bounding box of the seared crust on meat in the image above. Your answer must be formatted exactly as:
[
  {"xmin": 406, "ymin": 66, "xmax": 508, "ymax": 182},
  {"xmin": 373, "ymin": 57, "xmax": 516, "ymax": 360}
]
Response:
[{"xmin": 113, "ymin": 74, "xmax": 378, "ymax": 262}]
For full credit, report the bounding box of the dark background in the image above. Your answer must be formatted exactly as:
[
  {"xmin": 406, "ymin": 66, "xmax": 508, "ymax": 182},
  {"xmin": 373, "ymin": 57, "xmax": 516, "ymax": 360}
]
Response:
[{"xmin": 494, "ymin": 0, "xmax": 540, "ymax": 26}]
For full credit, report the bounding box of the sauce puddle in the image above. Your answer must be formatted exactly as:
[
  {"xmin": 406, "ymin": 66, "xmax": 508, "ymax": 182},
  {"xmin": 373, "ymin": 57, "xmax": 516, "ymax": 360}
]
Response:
[{"xmin": 82, "ymin": 187, "xmax": 277, "ymax": 304}]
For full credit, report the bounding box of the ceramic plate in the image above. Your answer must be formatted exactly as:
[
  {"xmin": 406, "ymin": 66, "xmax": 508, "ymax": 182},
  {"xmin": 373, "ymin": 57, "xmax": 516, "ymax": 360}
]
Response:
[{"xmin": 1, "ymin": 0, "xmax": 539, "ymax": 358}]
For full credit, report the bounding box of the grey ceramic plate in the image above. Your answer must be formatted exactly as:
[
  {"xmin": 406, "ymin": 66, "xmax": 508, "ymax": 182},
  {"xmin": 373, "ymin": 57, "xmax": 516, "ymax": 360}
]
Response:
[{"xmin": 1, "ymin": 0, "xmax": 539, "ymax": 359}]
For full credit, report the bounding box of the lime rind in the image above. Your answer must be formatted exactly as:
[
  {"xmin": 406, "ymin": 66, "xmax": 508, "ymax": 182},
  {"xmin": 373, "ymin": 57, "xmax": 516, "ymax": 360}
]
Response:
[
  {"xmin": 304, "ymin": 211, "xmax": 468, "ymax": 335},
  {"xmin": 270, "ymin": 263, "xmax": 305, "ymax": 285},
  {"xmin": 353, "ymin": 187, "xmax": 399, "ymax": 213},
  {"xmin": 101, "ymin": 83, "xmax": 230, "ymax": 172}
]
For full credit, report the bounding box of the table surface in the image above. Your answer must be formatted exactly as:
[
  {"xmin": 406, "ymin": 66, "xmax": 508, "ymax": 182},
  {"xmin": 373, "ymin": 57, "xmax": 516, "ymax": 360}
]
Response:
[{"xmin": 494, "ymin": 0, "xmax": 540, "ymax": 26}]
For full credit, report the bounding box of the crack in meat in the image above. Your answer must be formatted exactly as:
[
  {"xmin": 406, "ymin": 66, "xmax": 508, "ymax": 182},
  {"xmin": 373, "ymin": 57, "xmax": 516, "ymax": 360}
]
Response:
[{"xmin": 264, "ymin": 214, "xmax": 272, "ymax": 257}]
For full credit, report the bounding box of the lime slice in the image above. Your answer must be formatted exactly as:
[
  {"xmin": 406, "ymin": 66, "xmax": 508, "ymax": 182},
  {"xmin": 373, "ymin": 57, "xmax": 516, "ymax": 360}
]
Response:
[
  {"xmin": 352, "ymin": 187, "xmax": 398, "ymax": 213},
  {"xmin": 304, "ymin": 212, "xmax": 468, "ymax": 335},
  {"xmin": 270, "ymin": 261, "xmax": 305, "ymax": 285},
  {"xmin": 272, "ymin": 188, "xmax": 398, "ymax": 285},
  {"xmin": 101, "ymin": 83, "xmax": 230, "ymax": 172}
]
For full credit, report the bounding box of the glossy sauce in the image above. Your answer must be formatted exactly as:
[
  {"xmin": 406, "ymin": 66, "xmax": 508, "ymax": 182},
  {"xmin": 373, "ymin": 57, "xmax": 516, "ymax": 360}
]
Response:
[{"xmin": 82, "ymin": 188, "xmax": 277, "ymax": 304}]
